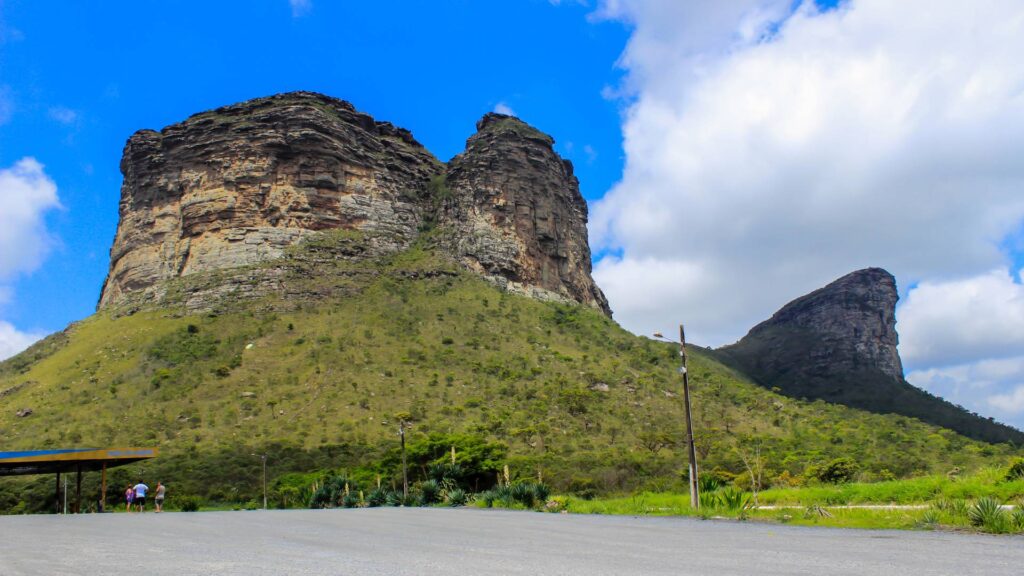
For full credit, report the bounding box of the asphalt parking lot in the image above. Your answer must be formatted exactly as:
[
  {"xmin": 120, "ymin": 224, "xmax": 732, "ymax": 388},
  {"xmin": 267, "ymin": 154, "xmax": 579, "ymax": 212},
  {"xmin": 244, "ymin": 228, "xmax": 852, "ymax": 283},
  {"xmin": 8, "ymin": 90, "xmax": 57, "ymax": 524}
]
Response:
[{"xmin": 0, "ymin": 507, "xmax": 1020, "ymax": 575}]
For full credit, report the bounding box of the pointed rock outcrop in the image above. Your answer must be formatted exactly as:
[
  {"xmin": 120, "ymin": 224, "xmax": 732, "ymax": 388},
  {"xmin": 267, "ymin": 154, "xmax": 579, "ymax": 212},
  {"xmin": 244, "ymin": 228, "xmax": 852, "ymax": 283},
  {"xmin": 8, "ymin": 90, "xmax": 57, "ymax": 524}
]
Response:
[
  {"xmin": 716, "ymin": 268, "xmax": 1024, "ymax": 444},
  {"xmin": 439, "ymin": 113, "xmax": 610, "ymax": 314}
]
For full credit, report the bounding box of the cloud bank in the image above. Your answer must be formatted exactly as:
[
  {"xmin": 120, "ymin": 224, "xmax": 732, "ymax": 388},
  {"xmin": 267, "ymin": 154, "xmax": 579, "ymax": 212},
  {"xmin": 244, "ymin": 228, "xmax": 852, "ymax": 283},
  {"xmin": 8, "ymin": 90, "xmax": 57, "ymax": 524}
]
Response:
[{"xmin": 592, "ymin": 0, "xmax": 1024, "ymax": 426}]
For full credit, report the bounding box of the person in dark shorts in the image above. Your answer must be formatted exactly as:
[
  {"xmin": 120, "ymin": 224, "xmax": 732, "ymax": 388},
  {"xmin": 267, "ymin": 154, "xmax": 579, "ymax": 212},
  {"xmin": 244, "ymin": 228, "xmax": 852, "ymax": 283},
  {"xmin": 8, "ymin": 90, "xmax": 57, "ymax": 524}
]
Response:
[
  {"xmin": 154, "ymin": 482, "xmax": 166, "ymax": 512},
  {"xmin": 133, "ymin": 480, "xmax": 149, "ymax": 512}
]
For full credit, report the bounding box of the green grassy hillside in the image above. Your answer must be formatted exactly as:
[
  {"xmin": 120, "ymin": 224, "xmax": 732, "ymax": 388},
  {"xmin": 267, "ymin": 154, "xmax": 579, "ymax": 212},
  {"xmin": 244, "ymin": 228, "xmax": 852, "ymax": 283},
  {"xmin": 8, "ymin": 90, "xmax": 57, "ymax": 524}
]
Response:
[{"xmin": 0, "ymin": 232, "xmax": 1019, "ymax": 511}]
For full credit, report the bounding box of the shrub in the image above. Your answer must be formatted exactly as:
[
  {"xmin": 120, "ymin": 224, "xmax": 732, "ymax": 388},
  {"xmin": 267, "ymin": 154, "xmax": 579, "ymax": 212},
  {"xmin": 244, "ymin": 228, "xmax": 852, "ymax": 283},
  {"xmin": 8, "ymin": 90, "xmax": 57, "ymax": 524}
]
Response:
[
  {"xmin": 177, "ymin": 495, "xmax": 201, "ymax": 512},
  {"xmin": 807, "ymin": 457, "xmax": 858, "ymax": 484},
  {"xmin": 1005, "ymin": 458, "xmax": 1024, "ymax": 481}
]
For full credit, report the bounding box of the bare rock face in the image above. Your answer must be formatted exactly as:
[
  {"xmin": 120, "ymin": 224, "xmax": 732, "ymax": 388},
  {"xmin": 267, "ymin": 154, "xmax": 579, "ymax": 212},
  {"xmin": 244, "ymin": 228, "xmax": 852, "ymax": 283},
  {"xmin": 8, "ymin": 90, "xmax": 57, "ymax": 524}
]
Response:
[
  {"xmin": 716, "ymin": 268, "xmax": 1024, "ymax": 444},
  {"xmin": 439, "ymin": 113, "xmax": 610, "ymax": 314},
  {"xmin": 99, "ymin": 94, "xmax": 610, "ymax": 316},
  {"xmin": 722, "ymin": 268, "xmax": 904, "ymax": 382},
  {"xmin": 99, "ymin": 92, "xmax": 442, "ymax": 308}
]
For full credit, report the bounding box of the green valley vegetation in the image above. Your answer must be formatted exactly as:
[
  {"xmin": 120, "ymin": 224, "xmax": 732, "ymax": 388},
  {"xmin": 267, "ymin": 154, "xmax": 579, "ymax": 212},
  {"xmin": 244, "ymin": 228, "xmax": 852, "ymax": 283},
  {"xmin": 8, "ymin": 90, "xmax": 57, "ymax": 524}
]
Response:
[{"xmin": 0, "ymin": 232, "xmax": 1021, "ymax": 515}]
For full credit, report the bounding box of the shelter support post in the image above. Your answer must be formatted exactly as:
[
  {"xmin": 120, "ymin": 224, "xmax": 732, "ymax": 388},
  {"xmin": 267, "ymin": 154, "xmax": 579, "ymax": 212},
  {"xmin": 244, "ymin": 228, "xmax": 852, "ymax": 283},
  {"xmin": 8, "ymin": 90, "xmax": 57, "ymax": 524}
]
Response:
[
  {"xmin": 75, "ymin": 464, "xmax": 82, "ymax": 514},
  {"xmin": 100, "ymin": 462, "xmax": 107, "ymax": 513},
  {"xmin": 54, "ymin": 472, "xmax": 61, "ymax": 514}
]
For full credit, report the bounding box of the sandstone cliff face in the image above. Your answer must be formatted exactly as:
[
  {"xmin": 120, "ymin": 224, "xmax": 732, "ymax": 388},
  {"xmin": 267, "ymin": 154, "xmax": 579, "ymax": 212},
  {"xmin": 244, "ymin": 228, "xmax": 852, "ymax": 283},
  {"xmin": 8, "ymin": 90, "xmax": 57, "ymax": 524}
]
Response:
[
  {"xmin": 440, "ymin": 114, "xmax": 610, "ymax": 314},
  {"xmin": 716, "ymin": 268, "xmax": 1024, "ymax": 444},
  {"xmin": 99, "ymin": 93, "xmax": 609, "ymax": 315},
  {"xmin": 722, "ymin": 268, "xmax": 903, "ymax": 382}
]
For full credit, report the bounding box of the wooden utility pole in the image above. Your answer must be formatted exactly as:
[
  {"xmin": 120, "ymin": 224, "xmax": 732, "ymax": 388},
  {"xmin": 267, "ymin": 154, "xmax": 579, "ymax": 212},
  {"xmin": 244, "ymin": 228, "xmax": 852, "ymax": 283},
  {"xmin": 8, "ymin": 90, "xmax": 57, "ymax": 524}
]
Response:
[
  {"xmin": 679, "ymin": 324, "xmax": 700, "ymax": 509},
  {"xmin": 399, "ymin": 420, "xmax": 409, "ymax": 499}
]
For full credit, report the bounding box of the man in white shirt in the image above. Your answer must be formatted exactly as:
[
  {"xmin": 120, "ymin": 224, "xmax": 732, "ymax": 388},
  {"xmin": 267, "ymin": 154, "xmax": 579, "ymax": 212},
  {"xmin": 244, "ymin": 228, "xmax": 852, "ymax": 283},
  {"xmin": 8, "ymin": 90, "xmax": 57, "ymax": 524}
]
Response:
[{"xmin": 133, "ymin": 481, "xmax": 149, "ymax": 512}]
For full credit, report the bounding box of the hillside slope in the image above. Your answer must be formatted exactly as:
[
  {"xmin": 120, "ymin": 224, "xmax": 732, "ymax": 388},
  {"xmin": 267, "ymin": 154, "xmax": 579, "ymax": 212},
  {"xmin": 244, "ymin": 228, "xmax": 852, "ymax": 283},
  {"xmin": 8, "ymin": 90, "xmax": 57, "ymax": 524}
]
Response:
[{"xmin": 1, "ymin": 234, "xmax": 1018, "ymax": 509}]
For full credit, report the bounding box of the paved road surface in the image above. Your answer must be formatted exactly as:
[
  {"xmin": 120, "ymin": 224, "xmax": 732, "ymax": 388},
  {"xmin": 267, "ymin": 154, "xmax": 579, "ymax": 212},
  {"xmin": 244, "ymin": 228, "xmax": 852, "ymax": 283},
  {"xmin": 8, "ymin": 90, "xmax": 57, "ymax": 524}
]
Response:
[{"xmin": 0, "ymin": 508, "xmax": 1020, "ymax": 575}]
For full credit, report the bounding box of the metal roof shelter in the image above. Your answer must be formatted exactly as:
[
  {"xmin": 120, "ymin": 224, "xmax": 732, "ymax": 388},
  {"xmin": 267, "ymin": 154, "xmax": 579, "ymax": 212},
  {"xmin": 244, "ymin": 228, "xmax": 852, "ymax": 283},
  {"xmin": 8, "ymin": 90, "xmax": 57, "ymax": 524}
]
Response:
[{"xmin": 0, "ymin": 447, "xmax": 158, "ymax": 513}]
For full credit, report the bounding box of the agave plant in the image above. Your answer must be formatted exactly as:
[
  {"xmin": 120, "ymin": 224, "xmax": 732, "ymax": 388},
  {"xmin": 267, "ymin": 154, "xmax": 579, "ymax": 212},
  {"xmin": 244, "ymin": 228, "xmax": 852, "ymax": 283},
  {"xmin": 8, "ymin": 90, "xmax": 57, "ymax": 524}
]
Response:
[
  {"xmin": 477, "ymin": 489, "xmax": 498, "ymax": 508},
  {"xmin": 804, "ymin": 504, "xmax": 833, "ymax": 519},
  {"xmin": 531, "ymin": 482, "xmax": 551, "ymax": 504},
  {"xmin": 366, "ymin": 487, "xmax": 389, "ymax": 508},
  {"xmin": 919, "ymin": 509, "xmax": 941, "ymax": 528},
  {"xmin": 446, "ymin": 488, "xmax": 468, "ymax": 507},
  {"xmin": 418, "ymin": 480, "xmax": 441, "ymax": 506},
  {"xmin": 943, "ymin": 498, "xmax": 968, "ymax": 518},
  {"xmin": 510, "ymin": 482, "xmax": 536, "ymax": 508},
  {"xmin": 341, "ymin": 492, "xmax": 361, "ymax": 509},
  {"xmin": 386, "ymin": 490, "xmax": 417, "ymax": 507},
  {"xmin": 968, "ymin": 497, "xmax": 1008, "ymax": 533},
  {"xmin": 698, "ymin": 491, "xmax": 721, "ymax": 510},
  {"xmin": 1010, "ymin": 507, "xmax": 1024, "ymax": 532},
  {"xmin": 718, "ymin": 488, "xmax": 747, "ymax": 511}
]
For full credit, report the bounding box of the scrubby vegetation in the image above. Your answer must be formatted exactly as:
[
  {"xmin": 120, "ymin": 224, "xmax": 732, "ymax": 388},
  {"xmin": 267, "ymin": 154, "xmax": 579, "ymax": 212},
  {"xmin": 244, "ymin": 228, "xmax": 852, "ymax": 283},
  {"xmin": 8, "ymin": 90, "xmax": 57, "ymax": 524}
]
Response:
[{"xmin": 0, "ymin": 233, "xmax": 1020, "ymax": 518}]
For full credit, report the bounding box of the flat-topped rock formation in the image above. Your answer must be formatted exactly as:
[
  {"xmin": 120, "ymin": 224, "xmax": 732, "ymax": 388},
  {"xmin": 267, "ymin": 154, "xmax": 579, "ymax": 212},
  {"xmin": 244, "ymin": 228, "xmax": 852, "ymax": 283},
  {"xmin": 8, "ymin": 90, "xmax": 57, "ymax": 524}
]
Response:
[{"xmin": 99, "ymin": 92, "xmax": 608, "ymax": 315}]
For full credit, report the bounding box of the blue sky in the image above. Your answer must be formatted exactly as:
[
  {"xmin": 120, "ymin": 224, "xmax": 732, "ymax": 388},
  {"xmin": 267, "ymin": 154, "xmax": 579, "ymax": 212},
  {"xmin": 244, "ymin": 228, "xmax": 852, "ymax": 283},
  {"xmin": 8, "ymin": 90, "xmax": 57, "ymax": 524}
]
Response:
[
  {"xmin": 3, "ymin": 0, "xmax": 1024, "ymax": 429},
  {"xmin": 0, "ymin": 0, "xmax": 627, "ymax": 332}
]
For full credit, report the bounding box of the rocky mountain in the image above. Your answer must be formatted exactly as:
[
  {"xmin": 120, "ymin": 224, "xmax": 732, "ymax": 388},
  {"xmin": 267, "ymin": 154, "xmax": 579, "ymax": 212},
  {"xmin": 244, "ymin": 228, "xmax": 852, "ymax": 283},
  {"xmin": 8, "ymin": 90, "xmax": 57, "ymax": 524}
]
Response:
[
  {"xmin": 99, "ymin": 92, "xmax": 608, "ymax": 314},
  {"xmin": 715, "ymin": 268, "xmax": 1024, "ymax": 444}
]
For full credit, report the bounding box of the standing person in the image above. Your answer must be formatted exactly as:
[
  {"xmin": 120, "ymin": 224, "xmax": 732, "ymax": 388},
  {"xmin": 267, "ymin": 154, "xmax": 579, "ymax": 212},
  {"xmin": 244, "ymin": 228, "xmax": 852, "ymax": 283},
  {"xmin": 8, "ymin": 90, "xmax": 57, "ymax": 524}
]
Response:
[
  {"xmin": 154, "ymin": 482, "xmax": 166, "ymax": 513},
  {"xmin": 133, "ymin": 480, "xmax": 149, "ymax": 512},
  {"xmin": 124, "ymin": 484, "xmax": 135, "ymax": 512}
]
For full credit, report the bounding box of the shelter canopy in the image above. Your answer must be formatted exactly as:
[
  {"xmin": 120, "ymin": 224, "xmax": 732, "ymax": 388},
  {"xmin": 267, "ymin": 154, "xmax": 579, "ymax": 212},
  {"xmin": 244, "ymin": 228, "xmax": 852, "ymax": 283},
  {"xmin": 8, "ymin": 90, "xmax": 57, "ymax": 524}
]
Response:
[{"xmin": 0, "ymin": 448, "xmax": 158, "ymax": 476}]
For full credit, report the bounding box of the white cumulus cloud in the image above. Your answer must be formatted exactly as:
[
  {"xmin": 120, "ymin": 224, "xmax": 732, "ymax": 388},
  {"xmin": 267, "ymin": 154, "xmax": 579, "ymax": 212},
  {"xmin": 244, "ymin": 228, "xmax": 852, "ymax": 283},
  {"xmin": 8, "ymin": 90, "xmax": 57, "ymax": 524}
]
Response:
[
  {"xmin": 898, "ymin": 269, "xmax": 1024, "ymax": 369},
  {"xmin": 591, "ymin": 0, "xmax": 1024, "ymax": 428},
  {"xmin": 0, "ymin": 157, "xmax": 61, "ymax": 278},
  {"xmin": 494, "ymin": 102, "xmax": 516, "ymax": 116},
  {"xmin": 0, "ymin": 320, "xmax": 43, "ymax": 361},
  {"xmin": 0, "ymin": 157, "xmax": 61, "ymax": 360},
  {"xmin": 592, "ymin": 0, "xmax": 1024, "ymax": 348}
]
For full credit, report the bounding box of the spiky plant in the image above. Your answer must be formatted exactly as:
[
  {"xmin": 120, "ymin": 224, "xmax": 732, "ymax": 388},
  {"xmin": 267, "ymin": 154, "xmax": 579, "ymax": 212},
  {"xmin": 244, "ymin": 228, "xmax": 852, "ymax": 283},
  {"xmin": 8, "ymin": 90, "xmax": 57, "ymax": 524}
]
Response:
[
  {"xmin": 1010, "ymin": 507, "xmax": 1024, "ymax": 532},
  {"xmin": 949, "ymin": 499, "xmax": 969, "ymax": 518},
  {"xmin": 341, "ymin": 492, "xmax": 360, "ymax": 509},
  {"xmin": 804, "ymin": 504, "xmax": 833, "ymax": 519},
  {"xmin": 366, "ymin": 488, "xmax": 389, "ymax": 508},
  {"xmin": 417, "ymin": 480, "xmax": 441, "ymax": 506},
  {"xmin": 509, "ymin": 483, "xmax": 536, "ymax": 508},
  {"xmin": 919, "ymin": 509, "xmax": 941, "ymax": 529},
  {"xmin": 968, "ymin": 497, "xmax": 1009, "ymax": 533},
  {"xmin": 531, "ymin": 482, "xmax": 551, "ymax": 504},
  {"xmin": 698, "ymin": 491, "xmax": 721, "ymax": 510},
  {"xmin": 477, "ymin": 490, "xmax": 498, "ymax": 508},
  {"xmin": 446, "ymin": 488, "xmax": 468, "ymax": 507},
  {"xmin": 718, "ymin": 488, "xmax": 747, "ymax": 511}
]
